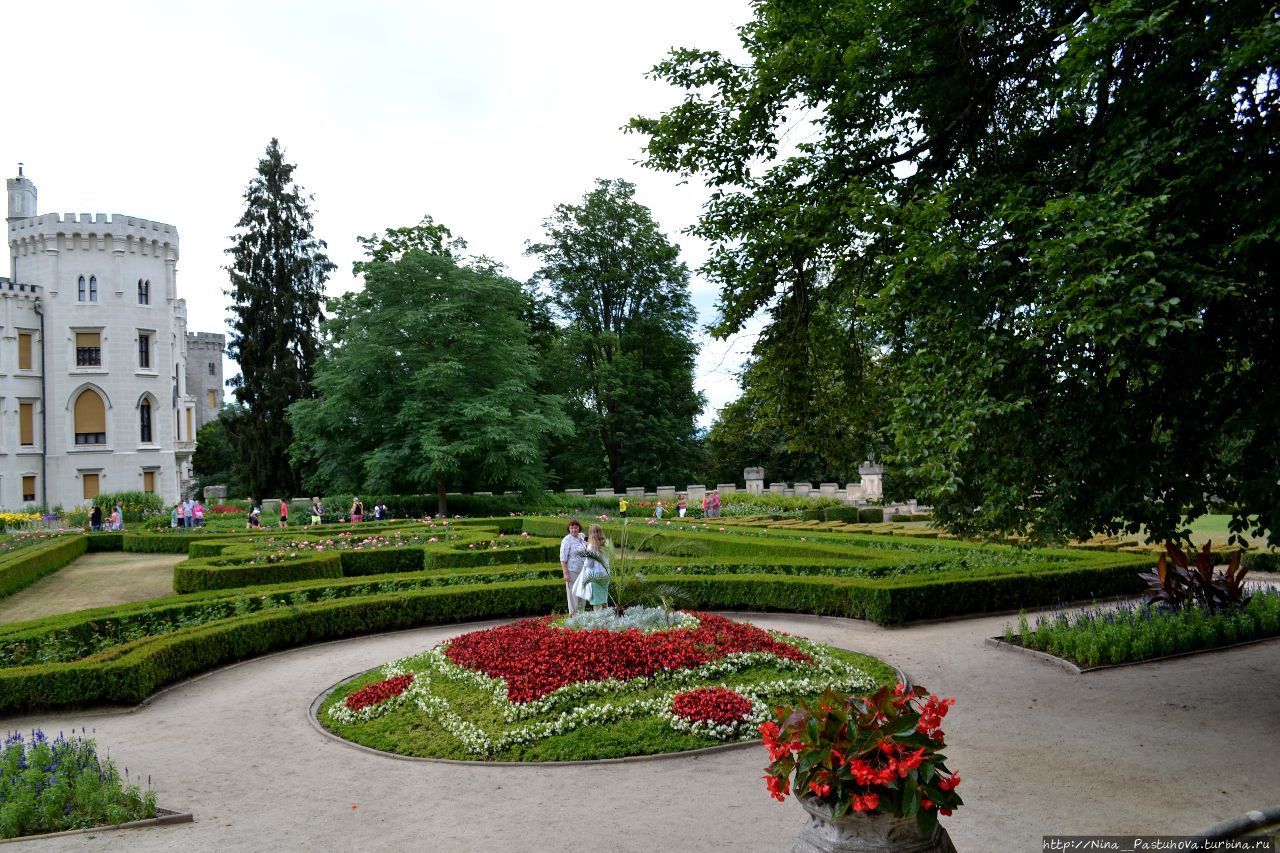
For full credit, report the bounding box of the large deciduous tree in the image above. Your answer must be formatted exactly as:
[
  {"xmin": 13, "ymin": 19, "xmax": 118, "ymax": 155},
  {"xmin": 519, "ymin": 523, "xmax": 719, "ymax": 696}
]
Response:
[
  {"xmin": 224, "ymin": 138, "xmax": 335, "ymax": 498},
  {"xmin": 288, "ymin": 217, "xmax": 570, "ymax": 516},
  {"xmin": 631, "ymin": 0, "xmax": 1280, "ymax": 544},
  {"xmin": 527, "ymin": 179, "xmax": 704, "ymax": 491}
]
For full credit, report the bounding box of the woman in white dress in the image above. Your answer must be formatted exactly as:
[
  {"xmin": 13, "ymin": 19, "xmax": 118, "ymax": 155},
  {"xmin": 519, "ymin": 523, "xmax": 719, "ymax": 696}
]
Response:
[
  {"xmin": 578, "ymin": 523, "xmax": 611, "ymax": 611},
  {"xmin": 559, "ymin": 519, "xmax": 586, "ymax": 614}
]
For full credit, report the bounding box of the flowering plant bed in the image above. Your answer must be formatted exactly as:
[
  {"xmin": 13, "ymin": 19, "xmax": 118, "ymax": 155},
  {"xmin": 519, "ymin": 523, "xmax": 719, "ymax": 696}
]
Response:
[
  {"xmin": 762, "ymin": 684, "xmax": 963, "ymax": 835},
  {"xmin": 997, "ymin": 587, "xmax": 1280, "ymax": 668},
  {"xmin": 0, "ymin": 729, "xmax": 158, "ymax": 839},
  {"xmin": 319, "ymin": 610, "xmax": 894, "ymax": 761}
]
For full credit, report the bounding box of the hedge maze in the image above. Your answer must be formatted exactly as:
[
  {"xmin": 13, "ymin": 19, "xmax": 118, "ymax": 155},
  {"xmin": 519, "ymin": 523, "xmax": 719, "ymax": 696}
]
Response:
[{"xmin": 0, "ymin": 517, "xmax": 1149, "ymax": 713}]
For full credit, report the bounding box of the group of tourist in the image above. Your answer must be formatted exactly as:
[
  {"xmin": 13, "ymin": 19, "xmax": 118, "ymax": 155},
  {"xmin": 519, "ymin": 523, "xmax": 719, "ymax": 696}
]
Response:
[
  {"xmin": 88, "ymin": 503, "xmax": 125, "ymax": 532},
  {"xmin": 239, "ymin": 497, "xmax": 389, "ymax": 529},
  {"xmin": 559, "ymin": 519, "xmax": 610, "ymax": 614},
  {"xmin": 170, "ymin": 499, "xmax": 206, "ymax": 528}
]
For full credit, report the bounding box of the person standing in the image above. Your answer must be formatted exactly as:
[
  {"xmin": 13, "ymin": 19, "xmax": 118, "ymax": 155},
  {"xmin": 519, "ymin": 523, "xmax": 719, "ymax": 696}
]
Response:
[
  {"xmin": 559, "ymin": 519, "xmax": 586, "ymax": 614},
  {"xmin": 710, "ymin": 490, "xmax": 721, "ymax": 519},
  {"xmin": 279, "ymin": 499, "xmax": 289, "ymax": 528},
  {"xmin": 193, "ymin": 501, "xmax": 205, "ymax": 527},
  {"xmin": 111, "ymin": 505, "xmax": 123, "ymax": 531},
  {"xmin": 618, "ymin": 497, "xmax": 629, "ymax": 518},
  {"xmin": 310, "ymin": 497, "xmax": 322, "ymax": 526},
  {"xmin": 677, "ymin": 495, "xmax": 687, "ymax": 518},
  {"xmin": 579, "ymin": 523, "xmax": 611, "ymax": 611},
  {"xmin": 655, "ymin": 500, "xmax": 664, "ymax": 520},
  {"xmin": 90, "ymin": 504, "xmax": 103, "ymax": 532},
  {"xmin": 350, "ymin": 497, "xmax": 364, "ymax": 523},
  {"xmin": 183, "ymin": 498, "xmax": 194, "ymax": 528},
  {"xmin": 170, "ymin": 504, "xmax": 180, "ymax": 528}
]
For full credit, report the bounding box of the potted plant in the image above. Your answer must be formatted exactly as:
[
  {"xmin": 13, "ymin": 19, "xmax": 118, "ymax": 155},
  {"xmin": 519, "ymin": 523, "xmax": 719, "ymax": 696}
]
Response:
[{"xmin": 762, "ymin": 684, "xmax": 962, "ymax": 853}]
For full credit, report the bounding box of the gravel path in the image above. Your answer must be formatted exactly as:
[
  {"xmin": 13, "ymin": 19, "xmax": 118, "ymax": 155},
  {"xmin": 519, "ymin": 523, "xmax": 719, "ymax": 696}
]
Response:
[{"xmin": 1, "ymin": 610, "xmax": 1276, "ymax": 852}]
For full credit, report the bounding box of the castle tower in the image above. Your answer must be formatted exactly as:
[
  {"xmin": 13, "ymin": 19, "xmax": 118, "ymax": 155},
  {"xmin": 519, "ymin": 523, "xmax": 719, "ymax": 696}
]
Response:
[{"xmin": 6, "ymin": 165, "xmax": 37, "ymax": 223}]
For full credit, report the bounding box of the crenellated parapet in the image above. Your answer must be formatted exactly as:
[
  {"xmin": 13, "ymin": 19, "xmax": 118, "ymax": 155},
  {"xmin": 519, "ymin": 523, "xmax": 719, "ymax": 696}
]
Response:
[{"xmin": 8, "ymin": 212, "xmax": 179, "ymax": 261}]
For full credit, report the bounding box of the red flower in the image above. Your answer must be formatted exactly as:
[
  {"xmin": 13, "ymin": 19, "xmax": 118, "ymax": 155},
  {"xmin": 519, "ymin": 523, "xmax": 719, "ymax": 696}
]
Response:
[
  {"xmin": 344, "ymin": 674, "xmax": 414, "ymax": 711},
  {"xmin": 672, "ymin": 688, "xmax": 753, "ymax": 726},
  {"xmin": 921, "ymin": 799, "xmax": 935, "ymax": 810},
  {"xmin": 445, "ymin": 612, "xmax": 809, "ymax": 703}
]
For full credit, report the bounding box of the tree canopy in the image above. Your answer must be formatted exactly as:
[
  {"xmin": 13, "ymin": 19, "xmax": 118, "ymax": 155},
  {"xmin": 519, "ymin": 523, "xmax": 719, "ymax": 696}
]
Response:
[
  {"xmin": 631, "ymin": 0, "xmax": 1279, "ymax": 544},
  {"xmin": 224, "ymin": 138, "xmax": 335, "ymax": 498},
  {"xmin": 527, "ymin": 179, "xmax": 705, "ymax": 491},
  {"xmin": 288, "ymin": 219, "xmax": 570, "ymax": 515}
]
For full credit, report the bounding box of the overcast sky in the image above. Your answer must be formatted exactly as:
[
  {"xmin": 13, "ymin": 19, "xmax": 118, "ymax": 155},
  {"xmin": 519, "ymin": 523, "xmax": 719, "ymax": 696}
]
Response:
[{"xmin": 0, "ymin": 0, "xmax": 760, "ymax": 427}]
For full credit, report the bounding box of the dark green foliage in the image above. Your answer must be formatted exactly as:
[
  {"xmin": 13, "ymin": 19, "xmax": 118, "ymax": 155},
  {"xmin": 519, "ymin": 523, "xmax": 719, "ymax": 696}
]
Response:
[
  {"xmin": 857, "ymin": 508, "xmax": 884, "ymax": 524},
  {"xmin": 174, "ymin": 554, "xmax": 343, "ymax": 593},
  {"xmin": 123, "ymin": 533, "xmax": 216, "ymax": 555},
  {"xmin": 527, "ymin": 179, "xmax": 704, "ymax": 490},
  {"xmin": 224, "ymin": 138, "xmax": 336, "ymax": 498},
  {"xmin": 1243, "ymin": 551, "xmax": 1280, "ymax": 573},
  {"xmin": 191, "ymin": 410, "xmax": 241, "ymax": 495},
  {"xmin": 0, "ymin": 536, "xmax": 87, "ymax": 599},
  {"xmin": 288, "ymin": 218, "xmax": 569, "ymax": 515},
  {"xmin": 631, "ymin": 0, "xmax": 1280, "ymax": 546},
  {"xmin": 85, "ymin": 534, "xmax": 123, "ymax": 552}
]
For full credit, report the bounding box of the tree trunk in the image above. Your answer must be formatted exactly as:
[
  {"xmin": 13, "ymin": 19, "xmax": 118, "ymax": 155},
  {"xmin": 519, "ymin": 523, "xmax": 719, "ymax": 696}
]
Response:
[{"xmin": 437, "ymin": 477, "xmax": 448, "ymax": 517}]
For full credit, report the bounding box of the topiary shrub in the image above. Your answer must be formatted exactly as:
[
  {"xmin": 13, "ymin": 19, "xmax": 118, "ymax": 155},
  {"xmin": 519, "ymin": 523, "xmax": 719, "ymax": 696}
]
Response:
[{"xmin": 858, "ymin": 508, "xmax": 885, "ymax": 523}]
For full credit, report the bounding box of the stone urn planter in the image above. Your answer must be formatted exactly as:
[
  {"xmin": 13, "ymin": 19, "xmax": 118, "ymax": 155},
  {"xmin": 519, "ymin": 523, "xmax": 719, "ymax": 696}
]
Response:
[{"xmin": 793, "ymin": 797, "xmax": 957, "ymax": 853}]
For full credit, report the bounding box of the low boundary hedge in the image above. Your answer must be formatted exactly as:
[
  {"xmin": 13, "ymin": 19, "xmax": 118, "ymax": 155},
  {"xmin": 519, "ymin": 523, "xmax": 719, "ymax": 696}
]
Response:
[{"xmin": 0, "ymin": 535, "xmax": 88, "ymax": 599}]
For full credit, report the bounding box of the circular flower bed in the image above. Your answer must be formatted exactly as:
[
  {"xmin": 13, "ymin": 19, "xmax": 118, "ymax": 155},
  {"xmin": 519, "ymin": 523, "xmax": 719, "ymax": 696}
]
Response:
[{"xmin": 320, "ymin": 610, "xmax": 895, "ymax": 762}]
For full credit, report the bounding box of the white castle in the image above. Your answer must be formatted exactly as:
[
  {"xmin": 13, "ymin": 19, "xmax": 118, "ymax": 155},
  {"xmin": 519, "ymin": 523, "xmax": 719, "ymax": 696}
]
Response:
[{"xmin": 2, "ymin": 167, "xmax": 223, "ymax": 509}]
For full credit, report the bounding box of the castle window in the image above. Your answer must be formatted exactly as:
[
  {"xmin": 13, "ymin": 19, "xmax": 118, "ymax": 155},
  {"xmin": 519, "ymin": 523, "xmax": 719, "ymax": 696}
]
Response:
[
  {"xmin": 207, "ymin": 390, "xmax": 217, "ymax": 409},
  {"xmin": 143, "ymin": 470, "xmax": 156, "ymax": 493},
  {"xmin": 78, "ymin": 276, "xmax": 86, "ymax": 302},
  {"xmin": 76, "ymin": 332, "xmax": 102, "ymax": 367},
  {"xmin": 140, "ymin": 399, "xmax": 153, "ymax": 443},
  {"xmin": 73, "ymin": 390, "xmax": 107, "ymax": 445},
  {"xmin": 22, "ymin": 475, "xmax": 36, "ymax": 503},
  {"xmin": 208, "ymin": 361, "xmax": 215, "ymax": 376},
  {"xmin": 89, "ymin": 276, "xmax": 98, "ymax": 302},
  {"xmin": 138, "ymin": 333, "xmax": 152, "ymax": 369},
  {"xmin": 17, "ymin": 333, "xmax": 32, "ymax": 371},
  {"xmin": 19, "ymin": 403, "xmax": 34, "ymax": 446},
  {"xmin": 138, "ymin": 279, "xmax": 150, "ymax": 305},
  {"xmin": 82, "ymin": 472, "xmax": 100, "ymax": 500}
]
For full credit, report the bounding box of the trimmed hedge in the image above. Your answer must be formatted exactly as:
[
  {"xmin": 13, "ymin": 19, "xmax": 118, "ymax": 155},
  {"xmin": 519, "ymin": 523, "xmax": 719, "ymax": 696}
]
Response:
[
  {"xmin": 0, "ymin": 535, "xmax": 89, "ymax": 599},
  {"xmin": 1243, "ymin": 551, "xmax": 1280, "ymax": 572},
  {"xmin": 0, "ymin": 580, "xmax": 561, "ymax": 712},
  {"xmin": 857, "ymin": 508, "xmax": 885, "ymax": 523},
  {"xmin": 174, "ymin": 553, "xmax": 344, "ymax": 593},
  {"xmin": 85, "ymin": 533, "xmax": 124, "ymax": 552}
]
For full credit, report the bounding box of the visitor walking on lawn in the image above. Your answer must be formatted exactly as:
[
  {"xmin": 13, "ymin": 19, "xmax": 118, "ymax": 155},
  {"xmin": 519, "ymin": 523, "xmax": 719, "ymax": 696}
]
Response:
[
  {"xmin": 310, "ymin": 497, "xmax": 322, "ymax": 526},
  {"xmin": 709, "ymin": 490, "xmax": 721, "ymax": 519},
  {"xmin": 279, "ymin": 499, "xmax": 289, "ymax": 528},
  {"xmin": 350, "ymin": 497, "xmax": 364, "ymax": 523},
  {"xmin": 677, "ymin": 495, "xmax": 687, "ymax": 518},
  {"xmin": 559, "ymin": 519, "xmax": 586, "ymax": 614}
]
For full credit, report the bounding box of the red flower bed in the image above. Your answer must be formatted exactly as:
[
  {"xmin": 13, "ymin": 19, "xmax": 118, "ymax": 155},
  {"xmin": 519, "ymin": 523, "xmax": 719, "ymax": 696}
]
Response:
[
  {"xmin": 210, "ymin": 505, "xmax": 245, "ymax": 514},
  {"xmin": 444, "ymin": 613, "xmax": 809, "ymax": 703},
  {"xmin": 344, "ymin": 674, "xmax": 415, "ymax": 711},
  {"xmin": 671, "ymin": 687, "xmax": 754, "ymax": 725}
]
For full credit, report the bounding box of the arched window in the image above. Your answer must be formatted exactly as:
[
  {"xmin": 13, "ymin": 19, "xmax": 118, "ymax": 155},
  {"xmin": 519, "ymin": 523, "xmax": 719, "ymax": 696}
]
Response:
[
  {"xmin": 73, "ymin": 390, "xmax": 107, "ymax": 445},
  {"xmin": 89, "ymin": 276, "xmax": 98, "ymax": 302},
  {"xmin": 78, "ymin": 276, "xmax": 87, "ymax": 302},
  {"xmin": 138, "ymin": 278, "xmax": 150, "ymax": 305},
  {"xmin": 140, "ymin": 399, "xmax": 153, "ymax": 443}
]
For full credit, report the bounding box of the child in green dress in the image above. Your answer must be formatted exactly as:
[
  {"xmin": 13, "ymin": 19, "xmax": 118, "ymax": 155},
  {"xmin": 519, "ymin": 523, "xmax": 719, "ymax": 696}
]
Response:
[{"xmin": 581, "ymin": 523, "xmax": 611, "ymax": 610}]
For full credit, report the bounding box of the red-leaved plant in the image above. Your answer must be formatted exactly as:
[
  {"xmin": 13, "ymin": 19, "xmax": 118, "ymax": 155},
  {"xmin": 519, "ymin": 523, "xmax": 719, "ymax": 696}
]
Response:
[{"xmin": 762, "ymin": 684, "xmax": 962, "ymax": 835}]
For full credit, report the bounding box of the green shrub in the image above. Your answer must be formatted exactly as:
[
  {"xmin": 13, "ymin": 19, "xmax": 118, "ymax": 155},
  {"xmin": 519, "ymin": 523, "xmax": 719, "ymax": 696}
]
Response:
[
  {"xmin": 824, "ymin": 507, "xmax": 860, "ymax": 523},
  {"xmin": 92, "ymin": 491, "xmax": 166, "ymax": 523},
  {"xmin": 858, "ymin": 508, "xmax": 885, "ymax": 523},
  {"xmin": 0, "ymin": 535, "xmax": 88, "ymax": 599},
  {"xmin": 338, "ymin": 547, "xmax": 425, "ymax": 576},
  {"xmin": 173, "ymin": 553, "xmax": 343, "ymax": 593},
  {"xmin": 85, "ymin": 533, "xmax": 124, "ymax": 552},
  {"xmin": 1242, "ymin": 551, "xmax": 1279, "ymax": 572}
]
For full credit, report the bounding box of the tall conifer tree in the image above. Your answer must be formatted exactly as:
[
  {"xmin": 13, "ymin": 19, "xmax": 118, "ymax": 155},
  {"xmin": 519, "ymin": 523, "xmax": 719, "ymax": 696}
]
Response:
[{"xmin": 224, "ymin": 139, "xmax": 335, "ymax": 497}]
